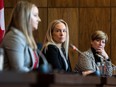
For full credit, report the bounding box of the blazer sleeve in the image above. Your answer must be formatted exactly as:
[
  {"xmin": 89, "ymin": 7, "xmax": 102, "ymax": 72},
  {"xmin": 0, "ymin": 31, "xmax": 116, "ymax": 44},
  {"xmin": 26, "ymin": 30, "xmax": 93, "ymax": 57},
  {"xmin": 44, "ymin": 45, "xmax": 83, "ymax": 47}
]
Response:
[
  {"xmin": 75, "ymin": 53, "xmax": 95, "ymax": 72},
  {"xmin": 105, "ymin": 59, "xmax": 113, "ymax": 76},
  {"xmin": 44, "ymin": 45, "xmax": 63, "ymax": 70},
  {"xmin": 3, "ymin": 33, "xmax": 31, "ymax": 72}
]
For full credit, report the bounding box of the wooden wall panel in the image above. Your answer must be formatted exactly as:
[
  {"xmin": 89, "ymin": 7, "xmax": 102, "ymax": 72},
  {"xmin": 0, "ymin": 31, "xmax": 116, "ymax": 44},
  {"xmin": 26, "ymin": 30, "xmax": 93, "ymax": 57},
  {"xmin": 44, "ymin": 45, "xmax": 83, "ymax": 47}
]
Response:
[
  {"xmin": 79, "ymin": 0, "xmax": 110, "ymax": 7},
  {"xmin": 27, "ymin": 0, "xmax": 47, "ymax": 7},
  {"xmin": 79, "ymin": 8, "xmax": 111, "ymax": 56},
  {"xmin": 5, "ymin": 0, "xmax": 47, "ymax": 7},
  {"xmin": 48, "ymin": 8, "xmax": 79, "ymax": 69},
  {"xmin": 33, "ymin": 8, "xmax": 48, "ymax": 43},
  {"xmin": 4, "ymin": 0, "xmax": 17, "ymax": 7},
  {"xmin": 4, "ymin": 8, "xmax": 13, "ymax": 29},
  {"xmin": 48, "ymin": 0, "xmax": 79, "ymax": 7},
  {"xmin": 111, "ymin": 8, "xmax": 116, "ymax": 65},
  {"xmin": 111, "ymin": 0, "xmax": 116, "ymax": 6}
]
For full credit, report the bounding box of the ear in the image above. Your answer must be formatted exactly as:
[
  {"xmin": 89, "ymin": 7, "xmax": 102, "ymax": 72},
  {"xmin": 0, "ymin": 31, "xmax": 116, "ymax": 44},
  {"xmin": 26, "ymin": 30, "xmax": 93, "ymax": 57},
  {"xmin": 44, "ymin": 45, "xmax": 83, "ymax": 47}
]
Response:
[{"xmin": 90, "ymin": 40, "xmax": 93, "ymax": 45}]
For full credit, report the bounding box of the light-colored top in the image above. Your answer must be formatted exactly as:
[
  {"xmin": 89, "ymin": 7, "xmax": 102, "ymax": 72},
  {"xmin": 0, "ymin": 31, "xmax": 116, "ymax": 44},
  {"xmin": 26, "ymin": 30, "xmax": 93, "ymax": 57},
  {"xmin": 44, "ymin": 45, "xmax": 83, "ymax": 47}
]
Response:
[{"xmin": 1, "ymin": 27, "xmax": 39, "ymax": 72}]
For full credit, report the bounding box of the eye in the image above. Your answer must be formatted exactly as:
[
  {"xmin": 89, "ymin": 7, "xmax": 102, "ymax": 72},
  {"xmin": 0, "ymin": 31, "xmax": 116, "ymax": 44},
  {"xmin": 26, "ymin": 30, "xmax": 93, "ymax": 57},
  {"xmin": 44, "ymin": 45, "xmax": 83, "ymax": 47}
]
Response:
[
  {"xmin": 96, "ymin": 39, "xmax": 100, "ymax": 42},
  {"xmin": 102, "ymin": 40, "xmax": 105, "ymax": 44},
  {"xmin": 56, "ymin": 30, "xmax": 60, "ymax": 32},
  {"xmin": 63, "ymin": 29, "xmax": 67, "ymax": 32},
  {"xmin": 34, "ymin": 14, "xmax": 38, "ymax": 17}
]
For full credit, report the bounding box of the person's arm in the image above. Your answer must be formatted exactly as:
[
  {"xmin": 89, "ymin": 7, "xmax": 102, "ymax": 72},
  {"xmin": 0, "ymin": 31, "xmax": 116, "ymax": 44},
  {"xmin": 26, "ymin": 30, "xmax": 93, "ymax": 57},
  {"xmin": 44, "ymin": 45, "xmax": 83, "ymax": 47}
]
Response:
[
  {"xmin": 96, "ymin": 48, "xmax": 113, "ymax": 76},
  {"xmin": 75, "ymin": 52, "xmax": 95, "ymax": 75},
  {"xmin": 44, "ymin": 45, "xmax": 63, "ymax": 70},
  {"xmin": 4, "ymin": 34, "xmax": 30, "ymax": 72},
  {"xmin": 96, "ymin": 48, "xmax": 109, "ymax": 60},
  {"xmin": 105, "ymin": 59, "xmax": 113, "ymax": 76},
  {"xmin": 82, "ymin": 70, "xmax": 94, "ymax": 76}
]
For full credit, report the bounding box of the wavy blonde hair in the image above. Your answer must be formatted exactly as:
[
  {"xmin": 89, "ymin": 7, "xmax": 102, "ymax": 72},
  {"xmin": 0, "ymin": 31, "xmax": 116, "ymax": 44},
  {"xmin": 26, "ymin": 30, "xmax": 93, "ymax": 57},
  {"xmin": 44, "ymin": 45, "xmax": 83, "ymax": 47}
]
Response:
[
  {"xmin": 42, "ymin": 19, "xmax": 69, "ymax": 58},
  {"xmin": 6, "ymin": 1, "xmax": 37, "ymax": 50}
]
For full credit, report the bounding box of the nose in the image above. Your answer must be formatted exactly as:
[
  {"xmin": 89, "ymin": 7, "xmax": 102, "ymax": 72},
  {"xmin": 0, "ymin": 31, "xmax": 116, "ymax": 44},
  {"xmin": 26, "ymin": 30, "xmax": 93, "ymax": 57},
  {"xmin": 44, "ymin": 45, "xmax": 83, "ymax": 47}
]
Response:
[
  {"xmin": 38, "ymin": 16, "xmax": 41, "ymax": 22},
  {"xmin": 60, "ymin": 30, "xmax": 64, "ymax": 36},
  {"xmin": 99, "ymin": 41, "xmax": 102, "ymax": 45}
]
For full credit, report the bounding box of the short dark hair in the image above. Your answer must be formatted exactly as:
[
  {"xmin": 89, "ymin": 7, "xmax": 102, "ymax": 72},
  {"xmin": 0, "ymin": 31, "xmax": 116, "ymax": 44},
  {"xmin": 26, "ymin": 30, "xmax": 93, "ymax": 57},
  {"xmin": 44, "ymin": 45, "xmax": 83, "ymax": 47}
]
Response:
[{"xmin": 91, "ymin": 30, "xmax": 108, "ymax": 43}]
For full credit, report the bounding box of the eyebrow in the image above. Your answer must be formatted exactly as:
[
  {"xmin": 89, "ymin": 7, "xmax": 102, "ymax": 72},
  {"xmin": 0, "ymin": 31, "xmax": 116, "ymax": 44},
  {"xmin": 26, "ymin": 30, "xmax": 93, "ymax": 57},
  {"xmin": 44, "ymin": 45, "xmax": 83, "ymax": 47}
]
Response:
[{"xmin": 55, "ymin": 28, "xmax": 66, "ymax": 30}]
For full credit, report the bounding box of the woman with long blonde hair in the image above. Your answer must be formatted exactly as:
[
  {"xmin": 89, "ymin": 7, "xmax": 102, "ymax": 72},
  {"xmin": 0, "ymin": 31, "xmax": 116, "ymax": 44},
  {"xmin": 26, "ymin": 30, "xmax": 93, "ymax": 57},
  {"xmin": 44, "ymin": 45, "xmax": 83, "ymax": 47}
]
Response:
[
  {"xmin": 1, "ymin": 1, "xmax": 41, "ymax": 72},
  {"xmin": 41, "ymin": 19, "xmax": 72, "ymax": 72}
]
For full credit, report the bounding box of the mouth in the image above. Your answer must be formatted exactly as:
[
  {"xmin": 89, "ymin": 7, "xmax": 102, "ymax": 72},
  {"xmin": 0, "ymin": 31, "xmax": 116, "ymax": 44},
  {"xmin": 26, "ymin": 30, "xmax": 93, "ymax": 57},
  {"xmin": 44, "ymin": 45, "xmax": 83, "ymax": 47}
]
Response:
[
  {"xmin": 98, "ymin": 46, "xmax": 102, "ymax": 48},
  {"xmin": 60, "ymin": 37, "xmax": 64, "ymax": 40}
]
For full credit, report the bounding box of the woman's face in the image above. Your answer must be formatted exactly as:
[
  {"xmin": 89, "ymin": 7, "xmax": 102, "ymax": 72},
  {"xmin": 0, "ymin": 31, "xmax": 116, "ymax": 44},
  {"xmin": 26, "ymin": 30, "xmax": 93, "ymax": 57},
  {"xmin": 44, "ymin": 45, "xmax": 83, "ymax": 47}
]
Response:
[
  {"xmin": 91, "ymin": 39, "xmax": 106, "ymax": 52},
  {"xmin": 52, "ymin": 22, "xmax": 67, "ymax": 44},
  {"xmin": 30, "ymin": 6, "xmax": 41, "ymax": 30}
]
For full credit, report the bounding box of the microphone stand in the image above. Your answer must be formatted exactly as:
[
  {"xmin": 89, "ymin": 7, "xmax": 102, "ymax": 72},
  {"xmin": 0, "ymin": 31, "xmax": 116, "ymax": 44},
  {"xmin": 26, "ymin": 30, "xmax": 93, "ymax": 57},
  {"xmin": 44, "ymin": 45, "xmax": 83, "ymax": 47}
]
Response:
[
  {"xmin": 70, "ymin": 44, "xmax": 116, "ymax": 76},
  {"xmin": 37, "ymin": 49, "xmax": 52, "ymax": 73},
  {"xmin": 70, "ymin": 44, "xmax": 102, "ymax": 76},
  {"xmin": 70, "ymin": 44, "xmax": 89, "ymax": 59}
]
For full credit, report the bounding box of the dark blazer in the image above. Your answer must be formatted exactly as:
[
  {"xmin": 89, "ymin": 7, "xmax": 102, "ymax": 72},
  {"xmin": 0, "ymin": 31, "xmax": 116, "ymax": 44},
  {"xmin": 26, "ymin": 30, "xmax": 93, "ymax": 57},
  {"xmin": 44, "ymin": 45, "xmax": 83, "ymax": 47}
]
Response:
[{"xmin": 42, "ymin": 44, "xmax": 71, "ymax": 72}]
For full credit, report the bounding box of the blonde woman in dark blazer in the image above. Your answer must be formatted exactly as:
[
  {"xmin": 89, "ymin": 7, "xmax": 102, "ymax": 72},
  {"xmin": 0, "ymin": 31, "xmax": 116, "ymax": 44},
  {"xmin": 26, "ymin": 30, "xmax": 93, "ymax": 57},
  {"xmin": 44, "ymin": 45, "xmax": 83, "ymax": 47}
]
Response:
[
  {"xmin": 1, "ymin": 1, "xmax": 41, "ymax": 72},
  {"xmin": 74, "ymin": 30, "xmax": 113, "ymax": 76},
  {"xmin": 41, "ymin": 19, "xmax": 72, "ymax": 72}
]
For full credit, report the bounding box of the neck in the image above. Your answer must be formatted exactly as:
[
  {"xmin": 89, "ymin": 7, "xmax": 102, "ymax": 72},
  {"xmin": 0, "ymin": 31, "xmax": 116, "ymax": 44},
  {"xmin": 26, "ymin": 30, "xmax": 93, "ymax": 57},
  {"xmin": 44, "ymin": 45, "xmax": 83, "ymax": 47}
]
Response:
[{"xmin": 56, "ymin": 43, "xmax": 62, "ymax": 48}]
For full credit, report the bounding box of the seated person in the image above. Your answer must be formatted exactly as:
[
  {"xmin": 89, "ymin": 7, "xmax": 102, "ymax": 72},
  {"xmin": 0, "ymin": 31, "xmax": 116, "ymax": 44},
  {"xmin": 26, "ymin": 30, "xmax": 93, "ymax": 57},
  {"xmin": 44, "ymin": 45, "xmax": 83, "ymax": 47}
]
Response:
[
  {"xmin": 41, "ymin": 19, "xmax": 72, "ymax": 72},
  {"xmin": 0, "ymin": 1, "xmax": 41, "ymax": 72},
  {"xmin": 74, "ymin": 30, "xmax": 113, "ymax": 76}
]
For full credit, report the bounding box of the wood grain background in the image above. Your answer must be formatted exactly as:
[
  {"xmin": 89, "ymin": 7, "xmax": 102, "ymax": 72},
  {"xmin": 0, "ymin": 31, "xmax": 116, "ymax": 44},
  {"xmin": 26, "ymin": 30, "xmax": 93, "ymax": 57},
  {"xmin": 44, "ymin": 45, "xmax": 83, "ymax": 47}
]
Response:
[{"xmin": 4, "ymin": 0, "xmax": 116, "ymax": 70}]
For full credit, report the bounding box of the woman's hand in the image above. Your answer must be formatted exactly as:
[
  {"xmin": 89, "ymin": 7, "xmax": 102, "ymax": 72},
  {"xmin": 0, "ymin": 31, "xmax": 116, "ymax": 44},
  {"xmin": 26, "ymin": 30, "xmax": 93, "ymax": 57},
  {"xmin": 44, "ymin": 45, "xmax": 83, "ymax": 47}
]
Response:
[
  {"xmin": 82, "ymin": 70, "xmax": 94, "ymax": 76},
  {"xmin": 96, "ymin": 48, "xmax": 109, "ymax": 59}
]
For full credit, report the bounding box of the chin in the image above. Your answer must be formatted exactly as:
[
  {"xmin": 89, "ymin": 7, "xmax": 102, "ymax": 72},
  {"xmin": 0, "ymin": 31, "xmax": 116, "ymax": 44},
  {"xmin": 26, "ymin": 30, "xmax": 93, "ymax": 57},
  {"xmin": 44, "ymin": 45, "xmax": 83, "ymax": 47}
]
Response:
[
  {"xmin": 34, "ymin": 27, "xmax": 38, "ymax": 30},
  {"xmin": 60, "ymin": 41, "xmax": 65, "ymax": 43}
]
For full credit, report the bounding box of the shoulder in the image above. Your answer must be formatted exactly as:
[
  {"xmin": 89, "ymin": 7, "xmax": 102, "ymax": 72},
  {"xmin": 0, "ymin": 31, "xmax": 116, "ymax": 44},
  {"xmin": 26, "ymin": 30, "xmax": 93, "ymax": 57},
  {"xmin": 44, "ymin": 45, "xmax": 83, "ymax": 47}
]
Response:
[
  {"xmin": 79, "ymin": 48, "xmax": 94, "ymax": 59},
  {"xmin": 43, "ymin": 44, "xmax": 59, "ymax": 54},
  {"xmin": 5, "ymin": 28, "xmax": 26, "ymax": 42},
  {"xmin": 84, "ymin": 49, "xmax": 93, "ymax": 56},
  {"xmin": 11, "ymin": 28, "xmax": 26, "ymax": 42},
  {"xmin": 2, "ymin": 28, "xmax": 27, "ymax": 49},
  {"xmin": 47, "ymin": 44, "xmax": 58, "ymax": 49}
]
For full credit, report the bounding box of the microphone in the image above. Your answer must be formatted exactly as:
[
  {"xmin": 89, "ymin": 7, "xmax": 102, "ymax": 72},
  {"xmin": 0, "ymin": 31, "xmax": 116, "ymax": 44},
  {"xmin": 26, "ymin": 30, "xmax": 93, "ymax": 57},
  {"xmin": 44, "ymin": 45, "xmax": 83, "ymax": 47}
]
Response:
[
  {"xmin": 70, "ymin": 44, "xmax": 101, "ymax": 76},
  {"xmin": 70, "ymin": 44, "xmax": 88, "ymax": 58},
  {"xmin": 37, "ymin": 49, "xmax": 52, "ymax": 73},
  {"xmin": 95, "ymin": 53, "xmax": 106, "ymax": 61},
  {"xmin": 70, "ymin": 44, "xmax": 112, "ymax": 62},
  {"xmin": 70, "ymin": 44, "xmax": 116, "ymax": 76},
  {"xmin": 70, "ymin": 44, "xmax": 109, "ymax": 61}
]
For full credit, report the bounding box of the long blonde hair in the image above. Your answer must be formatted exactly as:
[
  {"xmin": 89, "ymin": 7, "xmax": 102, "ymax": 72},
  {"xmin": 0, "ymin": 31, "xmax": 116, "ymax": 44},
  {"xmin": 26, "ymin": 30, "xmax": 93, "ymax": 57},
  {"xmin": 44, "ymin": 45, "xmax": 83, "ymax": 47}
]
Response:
[
  {"xmin": 42, "ymin": 19, "xmax": 69, "ymax": 58},
  {"xmin": 6, "ymin": 1, "xmax": 37, "ymax": 50}
]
